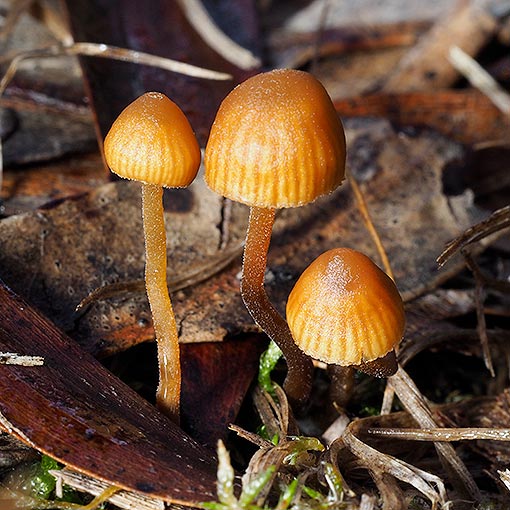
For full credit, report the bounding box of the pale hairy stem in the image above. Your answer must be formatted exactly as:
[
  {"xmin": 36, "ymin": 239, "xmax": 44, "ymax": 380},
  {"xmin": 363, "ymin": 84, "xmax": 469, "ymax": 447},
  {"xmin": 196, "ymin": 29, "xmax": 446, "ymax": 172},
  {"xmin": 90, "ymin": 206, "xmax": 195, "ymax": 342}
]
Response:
[
  {"xmin": 241, "ymin": 206, "xmax": 313, "ymax": 409},
  {"xmin": 142, "ymin": 183, "xmax": 180, "ymax": 424}
]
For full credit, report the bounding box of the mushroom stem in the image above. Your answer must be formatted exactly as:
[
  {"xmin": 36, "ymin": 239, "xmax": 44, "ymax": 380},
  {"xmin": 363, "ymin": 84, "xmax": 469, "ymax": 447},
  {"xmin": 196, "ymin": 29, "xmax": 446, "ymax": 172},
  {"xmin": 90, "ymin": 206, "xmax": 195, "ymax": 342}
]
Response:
[
  {"xmin": 327, "ymin": 365, "xmax": 355, "ymax": 409},
  {"xmin": 141, "ymin": 183, "xmax": 181, "ymax": 424},
  {"xmin": 240, "ymin": 206, "xmax": 313, "ymax": 408}
]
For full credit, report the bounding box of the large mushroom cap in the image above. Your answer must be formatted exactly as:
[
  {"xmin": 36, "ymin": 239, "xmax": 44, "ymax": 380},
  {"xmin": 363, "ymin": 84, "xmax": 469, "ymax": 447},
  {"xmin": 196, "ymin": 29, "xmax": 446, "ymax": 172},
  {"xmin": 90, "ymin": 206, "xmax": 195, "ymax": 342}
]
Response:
[
  {"xmin": 204, "ymin": 69, "xmax": 346, "ymax": 208},
  {"xmin": 104, "ymin": 92, "xmax": 201, "ymax": 188},
  {"xmin": 286, "ymin": 248, "xmax": 405, "ymax": 366}
]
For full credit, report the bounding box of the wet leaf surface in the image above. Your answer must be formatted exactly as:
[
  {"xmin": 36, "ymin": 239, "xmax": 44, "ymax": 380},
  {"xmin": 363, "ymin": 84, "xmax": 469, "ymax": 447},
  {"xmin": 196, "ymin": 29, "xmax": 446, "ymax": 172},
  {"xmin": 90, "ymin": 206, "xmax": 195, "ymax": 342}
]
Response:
[{"xmin": 0, "ymin": 281, "xmax": 217, "ymax": 505}]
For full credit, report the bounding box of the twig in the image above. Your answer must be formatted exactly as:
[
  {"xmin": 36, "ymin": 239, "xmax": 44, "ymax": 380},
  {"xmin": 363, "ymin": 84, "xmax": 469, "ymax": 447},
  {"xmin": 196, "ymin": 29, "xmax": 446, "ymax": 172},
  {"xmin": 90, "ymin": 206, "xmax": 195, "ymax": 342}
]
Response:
[
  {"xmin": 389, "ymin": 367, "xmax": 481, "ymax": 502},
  {"xmin": 175, "ymin": 0, "xmax": 260, "ymax": 70},
  {"xmin": 437, "ymin": 205, "xmax": 510, "ymax": 266},
  {"xmin": 462, "ymin": 250, "xmax": 494, "ymax": 376},
  {"xmin": 50, "ymin": 468, "xmax": 164, "ymax": 510},
  {"xmin": 382, "ymin": 1, "xmax": 498, "ymax": 92},
  {"xmin": 0, "ymin": 352, "xmax": 44, "ymax": 366},
  {"xmin": 368, "ymin": 427, "xmax": 510, "ymax": 441},
  {"xmin": 341, "ymin": 422, "xmax": 447, "ymax": 508},
  {"xmin": 0, "ymin": 42, "xmax": 231, "ymax": 100},
  {"xmin": 448, "ymin": 45, "xmax": 510, "ymax": 116}
]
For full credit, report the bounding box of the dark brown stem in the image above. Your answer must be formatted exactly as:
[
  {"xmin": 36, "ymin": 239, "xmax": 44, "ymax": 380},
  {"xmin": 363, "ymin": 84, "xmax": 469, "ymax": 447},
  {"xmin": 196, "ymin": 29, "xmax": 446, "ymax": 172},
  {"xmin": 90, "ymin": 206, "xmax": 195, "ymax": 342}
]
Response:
[
  {"xmin": 241, "ymin": 206, "xmax": 313, "ymax": 409},
  {"xmin": 327, "ymin": 365, "xmax": 355, "ymax": 409}
]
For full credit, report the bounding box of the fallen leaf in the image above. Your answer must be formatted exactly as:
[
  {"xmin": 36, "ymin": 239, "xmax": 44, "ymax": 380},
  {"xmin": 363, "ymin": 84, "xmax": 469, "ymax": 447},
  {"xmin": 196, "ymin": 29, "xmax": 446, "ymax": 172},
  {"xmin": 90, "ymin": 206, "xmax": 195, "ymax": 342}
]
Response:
[
  {"xmin": 0, "ymin": 281, "xmax": 217, "ymax": 505},
  {"xmin": 0, "ymin": 173, "xmax": 248, "ymax": 355},
  {"xmin": 334, "ymin": 90, "xmax": 510, "ymax": 146}
]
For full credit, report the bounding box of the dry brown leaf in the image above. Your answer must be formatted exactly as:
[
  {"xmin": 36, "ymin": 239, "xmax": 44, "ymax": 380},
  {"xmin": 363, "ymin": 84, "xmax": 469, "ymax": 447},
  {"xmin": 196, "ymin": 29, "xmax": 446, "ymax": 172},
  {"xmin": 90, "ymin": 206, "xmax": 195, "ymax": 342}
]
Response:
[
  {"xmin": 0, "ymin": 118, "xmax": 492, "ymax": 355},
  {"xmin": 0, "ymin": 174, "xmax": 247, "ymax": 355},
  {"xmin": 0, "ymin": 282, "xmax": 217, "ymax": 505}
]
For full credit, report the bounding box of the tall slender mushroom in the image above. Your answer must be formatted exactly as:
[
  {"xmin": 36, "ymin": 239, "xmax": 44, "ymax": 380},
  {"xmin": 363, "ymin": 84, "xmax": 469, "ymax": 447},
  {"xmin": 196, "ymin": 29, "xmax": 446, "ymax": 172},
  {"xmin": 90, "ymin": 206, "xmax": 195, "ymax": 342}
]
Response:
[
  {"xmin": 104, "ymin": 92, "xmax": 201, "ymax": 423},
  {"xmin": 204, "ymin": 69, "xmax": 346, "ymax": 407}
]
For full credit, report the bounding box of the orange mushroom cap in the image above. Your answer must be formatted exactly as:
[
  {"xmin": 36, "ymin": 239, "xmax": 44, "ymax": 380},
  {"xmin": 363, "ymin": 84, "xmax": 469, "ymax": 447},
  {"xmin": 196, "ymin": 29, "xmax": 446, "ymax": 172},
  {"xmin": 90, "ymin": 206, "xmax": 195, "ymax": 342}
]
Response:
[
  {"xmin": 204, "ymin": 69, "xmax": 346, "ymax": 208},
  {"xmin": 286, "ymin": 248, "xmax": 405, "ymax": 366},
  {"xmin": 104, "ymin": 92, "xmax": 201, "ymax": 187}
]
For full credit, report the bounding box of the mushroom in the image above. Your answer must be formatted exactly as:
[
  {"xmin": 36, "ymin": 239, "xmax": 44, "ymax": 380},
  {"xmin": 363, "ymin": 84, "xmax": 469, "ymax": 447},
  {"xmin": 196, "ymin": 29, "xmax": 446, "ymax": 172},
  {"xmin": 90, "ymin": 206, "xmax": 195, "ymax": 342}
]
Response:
[
  {"xmin": 286, "ymin": 247, "xmax": 404, "ymax": 407},
  {"xmin": 104, "ymin": 91, "xmax": 201, "ymax": 423},
  {"xmin": 204, "ymin": 69, "xmax": 346, "ymax": 408},
  {"xmin": 286, "ymin": 248, "xmax": 481, "ymax": 500}
]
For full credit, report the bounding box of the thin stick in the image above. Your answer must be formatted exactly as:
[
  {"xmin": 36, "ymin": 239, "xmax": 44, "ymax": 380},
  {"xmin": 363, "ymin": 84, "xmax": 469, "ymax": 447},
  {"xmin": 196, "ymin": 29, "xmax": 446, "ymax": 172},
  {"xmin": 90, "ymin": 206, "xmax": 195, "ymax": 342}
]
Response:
[
  {"xmin": 241, "ymin": 206, "xmax": 313, "ymax": 409},
  {"xmin": 0, "ymin": 42, "xmax": 231, "ymax": 99},
  {"xmin": 437, "ymin": 205, "xmax": 510, "ymax": 266},
  {"xmin": 449, "ymin": 45, "xmax": 510, "ymax": 116},
  {"xmin": 368, "ymin": 427, "xmax": 510, "ymax": 441},
  {"xmin": 389, "ymin": 367, "xmax": 481, "ymax": 502},
  {"xmin": 463, "ymin": 251, "xmax": 494, "ymax": 376},
  {"xmin": 142, "ymin": 184, "xmax": 180, "ymax": 423}
]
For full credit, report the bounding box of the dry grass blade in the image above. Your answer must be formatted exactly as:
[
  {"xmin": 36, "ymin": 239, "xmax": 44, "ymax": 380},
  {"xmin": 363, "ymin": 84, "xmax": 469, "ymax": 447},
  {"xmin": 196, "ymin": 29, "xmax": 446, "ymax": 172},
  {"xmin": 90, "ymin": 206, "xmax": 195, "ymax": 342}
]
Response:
[
  {"xmin": 347, "ymin": 169, "xmax": 394, "ymax": 280},
  {"xmin": 229, "ymin": 424, "xmax": 273, "ymax": 449},
  {"xmin": 51, "ymin": 469, "xmax": 164, "ymax": 510},
  {"xmin": 498, "ymin": 469, "xmax": 510, "ymax": 492},
  {"xmin": 389, "ymin": 367, "xmax": 481, "ymax": 502},
  {"xmin": 66, "ymin": 42, "xmax": 232, "ymax": 80},
  {"xmin": 463, "ymin": 251, "xmax": 494, "ymax": 376},
  {"xmin": 368, "ymin": 427, "xmax": 510, "ymax": 441},
  {"xmin": 0, "ymin": 42, "xmax": 231, "ymax": 100},
  {"xmin": 252, "ymin": 384, "xmax": 290, "ymax": 440},
  {"xmin": 437, "ymin": 205, "xmax": 510, "ymax": 266},
  {"xmin": 341, "ymin": 422, "xmax": 447, "ymax": 509},
  {"xmin": 448, "ymin": 45, "xmax": 510, "ymax": 115}
]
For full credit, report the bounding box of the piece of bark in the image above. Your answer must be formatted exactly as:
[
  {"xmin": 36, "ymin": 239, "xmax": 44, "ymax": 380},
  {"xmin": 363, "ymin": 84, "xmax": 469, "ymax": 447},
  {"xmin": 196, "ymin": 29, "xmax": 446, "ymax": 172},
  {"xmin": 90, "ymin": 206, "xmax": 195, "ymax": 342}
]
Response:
[
  {"xmin": 381, "ymin": 0, "xmax": 499, "ymax": 93},
  {"xmin": 334, "ymin": 90, "xmax": 510, "ymax": 146},
  {"xmin": 0, "ymin": 281, "xmax": 217, "ymax": 505},
  {"xmin": 181, "ymin": 335, "xmax": 268, "ymax": 448}
]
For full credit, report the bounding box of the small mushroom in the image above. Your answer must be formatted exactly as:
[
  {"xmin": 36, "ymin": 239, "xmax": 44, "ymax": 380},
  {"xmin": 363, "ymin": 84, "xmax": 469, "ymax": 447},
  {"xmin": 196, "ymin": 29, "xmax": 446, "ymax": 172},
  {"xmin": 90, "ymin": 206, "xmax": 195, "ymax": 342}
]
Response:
[
  {"xmin": 286, "ymin": 247, "xmax": 405, "ymax": 405},
  {"xmin": 286, "ymin": 248, "xmax": 481, "ymax": 499},
  {"xmin": 104, "ymin": 92, "xmax": 201, "ymax": 423},
  {"xmin": 204, "ymin": 69, "xmax": 346, "ymax": 408}
]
